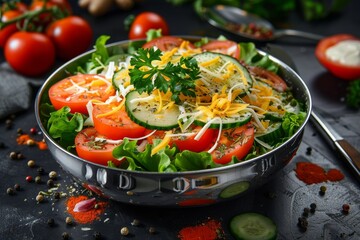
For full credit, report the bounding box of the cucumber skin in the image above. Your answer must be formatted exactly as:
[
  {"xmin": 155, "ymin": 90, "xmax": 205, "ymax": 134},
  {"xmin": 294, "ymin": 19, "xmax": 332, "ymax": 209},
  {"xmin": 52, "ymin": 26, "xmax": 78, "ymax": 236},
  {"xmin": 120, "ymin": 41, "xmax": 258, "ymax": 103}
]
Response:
[{"xmin": 229, "ymin": 213, "xmax": 277, "ymax": 240}]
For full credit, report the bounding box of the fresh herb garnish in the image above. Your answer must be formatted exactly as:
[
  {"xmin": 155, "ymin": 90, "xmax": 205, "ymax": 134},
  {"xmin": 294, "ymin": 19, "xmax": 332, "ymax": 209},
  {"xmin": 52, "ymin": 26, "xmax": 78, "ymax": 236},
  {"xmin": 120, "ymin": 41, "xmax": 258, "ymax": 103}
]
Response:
[{"xmin": 129, "ymin": 48, "xmax": 200, "ymax": 103}]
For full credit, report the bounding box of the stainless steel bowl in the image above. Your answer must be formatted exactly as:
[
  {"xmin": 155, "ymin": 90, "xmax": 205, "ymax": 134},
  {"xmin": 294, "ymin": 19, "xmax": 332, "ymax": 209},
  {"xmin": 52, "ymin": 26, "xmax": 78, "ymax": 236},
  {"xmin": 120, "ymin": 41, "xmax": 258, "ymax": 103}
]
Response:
[{"xmin": 35, "ymin": 37, "xmax": 312, "ymax": 207}]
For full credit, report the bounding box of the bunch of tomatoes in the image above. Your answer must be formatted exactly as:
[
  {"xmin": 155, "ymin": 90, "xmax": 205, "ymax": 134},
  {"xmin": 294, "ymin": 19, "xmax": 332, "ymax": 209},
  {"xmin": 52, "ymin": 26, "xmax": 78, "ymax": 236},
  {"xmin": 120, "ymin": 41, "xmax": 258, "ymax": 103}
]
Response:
[{"xmin": 0, "ymin": 0, "xmax": 93, "ymax": 77}]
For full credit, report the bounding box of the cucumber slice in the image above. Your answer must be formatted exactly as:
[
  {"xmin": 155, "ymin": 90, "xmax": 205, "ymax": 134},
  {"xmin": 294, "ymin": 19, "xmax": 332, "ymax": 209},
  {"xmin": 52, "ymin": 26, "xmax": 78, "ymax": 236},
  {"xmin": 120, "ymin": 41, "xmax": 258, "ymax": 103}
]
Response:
[
  {"xmin": 194, "ymin": 111, "xmax": 252, "ymax": 129},
  {"xmin": 256, "ymin": 122, "xmax": 283, "ymax": 144},
  {"xmin": 125, "ymin": 91, "xmax": 180, "ymax": 130},
  {"xmin": 192, "ymin": 52, "xmax": 253, "ymax": 95},
  {"xmin": 230, "ymin": 213, "xmax": 277, "ymax": 240},
  {"xmin": 219, "ymin": 181, "xmax": 250, "ymax": 199},
  {"xmin": 264, "ymin": 112, "xmax": 283, "ymax": 122},
  {"xmin": 112, "ymin": 68, "xmax": 130, "ymax": 91}
]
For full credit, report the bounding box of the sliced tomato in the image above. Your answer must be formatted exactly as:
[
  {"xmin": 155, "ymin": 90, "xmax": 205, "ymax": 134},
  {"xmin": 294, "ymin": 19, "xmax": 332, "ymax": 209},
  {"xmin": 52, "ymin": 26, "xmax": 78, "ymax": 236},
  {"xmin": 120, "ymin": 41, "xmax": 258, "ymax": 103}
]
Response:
[
  {"xmin": 315, "ymin": 34, "xmax": 360, "ymax": 80},
  {"xmin": 172, "ymin": 126, "xmax": 215, "ymax": 152},
  {"xmin": 211, "ymin": 123, "xmax": 254, "ymax": 164},
  {"xmin": 248, "ymin": 66, "xmax": 288, "ymax": 92},
  {"xmin": 75, "ymin": 127, "xmax": 121, "ymax": 166},
  {"xmin": 142, "ymin": 36, "xmax": 194, "ymax": 51},
  {"xmin": 48, "ymin": 74, "xmax": 115, "ymax": 114},
  {"xmin": 201, "ymin": 40, "xmax": 240, "ymax": 60},
  {"xmin": 92, "ymin": 102, "xmax": 146, "ymax": 140}
]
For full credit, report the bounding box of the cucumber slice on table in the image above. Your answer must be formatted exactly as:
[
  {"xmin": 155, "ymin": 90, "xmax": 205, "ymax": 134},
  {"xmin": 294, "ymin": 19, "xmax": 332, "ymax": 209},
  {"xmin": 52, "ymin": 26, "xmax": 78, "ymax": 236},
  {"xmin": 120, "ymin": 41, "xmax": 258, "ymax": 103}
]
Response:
[
  {"xmin": 230, "ymin": 213, "xmax": 277, "ymax": 240},
  {"xmin": 125, "ymin": 90, "xmax": 180, "ymax": 130}
]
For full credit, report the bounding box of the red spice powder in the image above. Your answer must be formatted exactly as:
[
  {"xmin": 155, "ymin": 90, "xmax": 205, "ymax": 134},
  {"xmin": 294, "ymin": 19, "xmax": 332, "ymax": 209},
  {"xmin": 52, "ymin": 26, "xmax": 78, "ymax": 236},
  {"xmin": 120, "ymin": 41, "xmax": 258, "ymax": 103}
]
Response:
[
  {"xmin": 16, "ymin": 134, "xmax": 48, "ymax": 150},
  {"xmin": 66, "ymin": 195, "xmax": 107, "ymax": 224},
  {"xmin": 294, "ymin": 162, "xmax": 344, "ymax": 185},
  {"xmin": 178, "ymin": 219, "xmax": 224, "ymax": 240}
]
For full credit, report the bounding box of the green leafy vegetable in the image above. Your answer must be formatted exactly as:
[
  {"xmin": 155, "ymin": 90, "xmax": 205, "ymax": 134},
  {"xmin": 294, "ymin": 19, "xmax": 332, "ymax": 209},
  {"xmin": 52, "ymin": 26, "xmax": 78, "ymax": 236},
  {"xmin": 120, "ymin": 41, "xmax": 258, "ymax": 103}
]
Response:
[
  {"xmin": 111, "ymin": 138, "xmax": 214, "ymax": 172},
  {"xmin": 282, "ymin": 111, "xmax": 306, "ymax": 137},
  {"xmin": 47, "ymin": 106, "xmax": 85, "ymax": 149},
  {"xmin": 129, "ymin": 48, "xmax": 200, "ymax": 103},
  {"xmin": 346, "ymin": 79, "xmax": 360, "ymax": 109},
  {"xmin": 239, "ymin": 42, "xmax": 279, "ymax": 73}
]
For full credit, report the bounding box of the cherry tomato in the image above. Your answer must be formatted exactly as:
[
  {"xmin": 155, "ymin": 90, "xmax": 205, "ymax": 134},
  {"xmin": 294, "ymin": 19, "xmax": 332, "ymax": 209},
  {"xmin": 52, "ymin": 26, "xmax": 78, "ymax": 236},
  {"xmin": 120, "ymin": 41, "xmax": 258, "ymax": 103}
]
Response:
[
  {"xmin": 0, "ymin": 10, "xmax": 22, "ymax": 48},
  {"xmin": 48, "ymin": 74, "xmax": 115, "ymax": 114},
  {"xmin": 75, "ymin": 127, "xmax": 120, "ymax": 166},
  {"xmin": 143, "ymin": 36, "xmax": 192, "ymax": 51},
  {"xmin": 46, "ymin": 16, "xmax": 93, "ymax": 60},
  {"xmin": 29, "ymin": 1, "xmax": 56, "ymax": 27},
  {"xmin": 4, "ymin": 31, "xmax": 55, "ymax": 77},
  {"xmin": 315, "ymin": 34, "xmax": 360, "ymax": 80},
  {"xmin": 92, "ymin": 102, "xmax": 147, "ymax": 140},
  {"xmin": 129, "ymin": 12, "xmax": 169, "ymax": 40},
  {"xmin": 248, "ymin": 66, "xmax": 288, "ymax": 92},
  {"xmin": 172, "ymin": 126, "xmax": 215, "ymax": 152},
  {"xmin": 211, "ymin": 123, "xmax": 254, "ymax": 164},
  {"xmin": 201, "ymin": 40, "xmax": 241, "ymax": 60}
]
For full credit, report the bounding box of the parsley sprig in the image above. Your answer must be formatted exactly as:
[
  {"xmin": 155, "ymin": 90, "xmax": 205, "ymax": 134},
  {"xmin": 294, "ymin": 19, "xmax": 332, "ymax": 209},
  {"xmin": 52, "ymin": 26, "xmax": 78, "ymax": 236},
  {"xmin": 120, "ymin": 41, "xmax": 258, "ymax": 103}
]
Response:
[{"xmin": 129, "ymin": 48, "xmax": 200, "ymax": 103}]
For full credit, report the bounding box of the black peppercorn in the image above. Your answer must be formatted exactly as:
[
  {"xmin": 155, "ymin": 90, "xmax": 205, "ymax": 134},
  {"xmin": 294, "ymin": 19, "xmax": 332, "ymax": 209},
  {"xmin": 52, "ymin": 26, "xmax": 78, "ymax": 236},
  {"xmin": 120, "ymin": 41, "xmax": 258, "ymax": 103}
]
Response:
[
  {"xmin": 0, "ymin": 141, "xmax": 5, "ymax": 148},
  {"xmin": 54, "ymin": 192, "xmax": 60, "ymax": 200},
  {"xmin": 37, "ymin": 167, "xmax": 45, "ymax": 175},
  {"xmin": 47, "ymin": 179, "xmax": 54, "ymax": 188},
  {"xmin": 297, "ymin": 217, "xmax": 308, "ymax": 231},
  {"xmin": 62, "ymin": 232, "xmax": 70, "ymax": 240},
  {"xmin": 47, "ymin": 218, "xmax": 55, "ymax": 227},
  {"xmin": 93, "ymin": 231, "xmax": 102, "ymax": 240},
  {"xmin": 310, "ymin": 203, "xmax": 317, "ymax": 213},
  {"xmin": 35, "ymin": 176, "xmax": 41, "ymax": 184},
  {"xmin": 319, "ymin": 185, "xmax": 327, "ymax": 195},
  {"xmin": 303, "ymin": 207, "xmax": 310, "ymax": 217},
  {"xmin": 14, "ymin": 184, "xmax": 20, "ymax": 191}
]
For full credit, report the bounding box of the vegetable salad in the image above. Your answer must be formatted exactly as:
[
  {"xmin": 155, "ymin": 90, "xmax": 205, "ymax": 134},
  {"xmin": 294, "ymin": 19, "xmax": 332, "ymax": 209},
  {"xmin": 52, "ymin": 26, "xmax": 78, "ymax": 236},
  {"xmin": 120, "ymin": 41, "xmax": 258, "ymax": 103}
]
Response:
[{"xmin": 41, "ymin": 35, "xmax": 306, "ymax": 172}]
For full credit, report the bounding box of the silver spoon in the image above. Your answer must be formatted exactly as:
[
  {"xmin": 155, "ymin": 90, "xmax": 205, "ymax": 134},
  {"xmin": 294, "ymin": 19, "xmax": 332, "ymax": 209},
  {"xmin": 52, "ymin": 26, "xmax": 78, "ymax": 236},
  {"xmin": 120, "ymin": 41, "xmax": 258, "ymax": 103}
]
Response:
[{"xmin": 201, "ymin": 5, "xmax": 323, "ymax": 42}]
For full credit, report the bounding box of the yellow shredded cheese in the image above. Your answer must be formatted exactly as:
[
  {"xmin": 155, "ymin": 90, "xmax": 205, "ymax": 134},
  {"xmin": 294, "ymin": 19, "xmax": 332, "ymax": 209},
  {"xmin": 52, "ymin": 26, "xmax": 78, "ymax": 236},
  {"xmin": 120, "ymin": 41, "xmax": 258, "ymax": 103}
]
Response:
[{"xmin": 151, "ymin": 131, "xmax": 172, "ymax": 156}]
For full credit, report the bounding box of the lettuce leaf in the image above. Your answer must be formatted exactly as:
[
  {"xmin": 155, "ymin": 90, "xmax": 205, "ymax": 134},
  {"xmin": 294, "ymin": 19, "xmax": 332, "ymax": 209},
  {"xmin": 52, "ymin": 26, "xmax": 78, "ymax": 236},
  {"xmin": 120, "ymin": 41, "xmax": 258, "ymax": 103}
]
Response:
[
  {"xmin": 282, "ymin": 111, "xmax": 306, "ymax": 137},
  {"xmin": 239, "ymin": 42, "xmax": 279, "ymax": 73},
  {"xmin": 47, "ymin": 106, "xmax": 85, "ymax": 149}
]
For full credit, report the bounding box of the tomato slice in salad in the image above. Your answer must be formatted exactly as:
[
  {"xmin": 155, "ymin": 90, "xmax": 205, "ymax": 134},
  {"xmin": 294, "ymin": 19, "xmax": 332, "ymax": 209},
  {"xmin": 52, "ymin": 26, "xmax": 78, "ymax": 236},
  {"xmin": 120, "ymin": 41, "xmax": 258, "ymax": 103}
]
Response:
[
  {"xmin": 142, "ymin": 36, "xmax": 195, "ymax": 51},
  {"xmin": 315, "ymin": 34, "xmax": 360, "ymax": 80},
  {"xmin": 248, "ymin": 66, "xmax": 288, "ymax": 92},
  {"xmin": 201, "ymin": 40, "xmax": 241, "ymax": 60},
  {"xmin": 211, "ymin": 123, "xmax": 254, "ymax": 164},
  {"xmin": 172, "ymin": 126, "xmax": 216, "ymax": 152},
  {"xmin": 75, "ymin": 127, "xmax": 121, "ymax": 166},
  {"xmin": 92, "ymin": 102, "xmax": 146, "ymax": 140},
  {"xmin": 48, "ymin": 74, "xmax": 115, "ymax": 114}
]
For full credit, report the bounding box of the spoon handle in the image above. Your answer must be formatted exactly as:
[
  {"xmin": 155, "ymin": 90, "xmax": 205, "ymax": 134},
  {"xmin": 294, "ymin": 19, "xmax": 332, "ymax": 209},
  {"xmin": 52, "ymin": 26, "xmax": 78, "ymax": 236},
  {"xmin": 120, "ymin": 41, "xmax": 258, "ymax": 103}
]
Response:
[{"xmin": 275, "ymin": 29, "xmax": 324, "ymax": 41}]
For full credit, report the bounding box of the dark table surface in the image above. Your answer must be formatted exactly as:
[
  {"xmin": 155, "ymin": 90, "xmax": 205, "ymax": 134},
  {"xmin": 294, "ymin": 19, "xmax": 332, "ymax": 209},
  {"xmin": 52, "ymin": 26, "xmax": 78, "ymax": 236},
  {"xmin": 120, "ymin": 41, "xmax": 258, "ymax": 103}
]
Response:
[{"xmin": 1, "ymin": 1, "xmax": 360, "ymax": 240}]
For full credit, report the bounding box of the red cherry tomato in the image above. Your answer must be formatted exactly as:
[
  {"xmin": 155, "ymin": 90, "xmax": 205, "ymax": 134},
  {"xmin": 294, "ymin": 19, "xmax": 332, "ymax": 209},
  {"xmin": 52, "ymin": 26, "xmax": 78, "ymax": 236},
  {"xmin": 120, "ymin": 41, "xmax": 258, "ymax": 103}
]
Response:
[
  {"xmin": 201, "ymin": 40, "xmax": 241, "ymax": 60},
  {"xmin": 129, "ymin": 12, "xmax": 169, "ymax": 40},
  {"xmin": 48, "ymin": 74, "xmax": 115, "ymax": 114},
  {"xmin": 142, "ymin": 36, "xmax": 192, "ymax": 51},
  {"xmin": 0, "ymin": 10, "xmax": 22, "ymax": 48},
  {"xmin": 29, "ymin": 1, "xmax": 56, "ymax": 27},
  {"xmin": 4, "ymin": 31, "xmax": 55, "ymax": 77},
  {"xmin": 211, "ymin": 123, "xmax": 254, "ymax": 164},
  {"xmin": 46, "ymin": 16, "xmax": 93, "ymax": 60},
  {"xmin": 315, "ymin": 34, "xmax": 360, "ymax": 80},
  {"xmin": 92, "ymin": 102, "xmax": 147, "ymax": 140},
  {"xmin": 75, "ymin": 127, "xmax": 121, "ymax": 166}
]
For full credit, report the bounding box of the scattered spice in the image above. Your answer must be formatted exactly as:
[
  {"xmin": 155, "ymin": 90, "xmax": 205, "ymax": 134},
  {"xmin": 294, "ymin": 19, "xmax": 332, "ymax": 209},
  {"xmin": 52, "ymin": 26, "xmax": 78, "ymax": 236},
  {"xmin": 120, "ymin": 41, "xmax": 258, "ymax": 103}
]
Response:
[
  {"xmin": 47, "ymin": 218, "xmax": 55, "ymax": 227},
  {"xmin": 319, "ymin": 185, "xmax": 327, "ymax": 195},
  {"xmin": 93, "ymin": 231, "xmax": 102, "ymax": 239},
  {"xmin": 7, "ymin": 187, "xmax": 14, "ymax": 195},
  {"xmin": 47, "ymin": 179, "xmax": 55, "ymax": 188},
  {"xmin": 36, "ymin": 194, "xmax": 44, "ymax": 203},
  {"xmin": 16, "ymin": 134, "xmax": 48, "ymax": 150},
  {"xmin": 297, "ymin": 217, "xmax": 308, "ymax": 232},
  {"xmin": 14, "ymin": 184, "xmax": 20, "ymax": 191},
  {"xmin": 27, "ymin": 160, "xmax": 36, "ymax": 168},
  {"xmin": 9, "ymin": 151, "xmax": 17, "ymax": 160},
  {"xmin": 62, "ymin": 232, "xmax": 70, "ymax": 240},
  {"xmin": 294, "ymin": 162, "xmax": 344, "ymax": 185},
  {"xmin": 35, "ymin": 176, "xmax": 42, "ymax": 184},
  {"xmin": 26, "ymin": 176, "xmax": 33, "ymax": 182},
  {"xmin": 131, "ymin": 219, "xmax": 140, "ymax": 226},
  {"xmin": 148, "ymin": 227, "xmax": 156, "ymax": 234},
  {"xmin": 65, "ymin": 217, "xmax": 73, "ymax": 225},
  {"xmin": 342, "ymin": 204, "xmax": 350, "ymax": 214},
  {"xmin": 310, "ymin": 203, "xmax": 317, "ymax": 213},
  {"xmin": 120, "ymin": 227, "xmax": 129, "ymax": 236},
  {"xmin": 49, "ymin": 171, "xmax": 57, "ymax": 180},
  {"xmin": 178, "ymin": 219, "xmax": 224, "ymax": 240},
  {"xmin": 66, "ymin": 196, "xmax": 107, "ymax": 224},
  {"xmin": 37, "ymin": 167, "xmax": 45, "ymax": 175}
]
